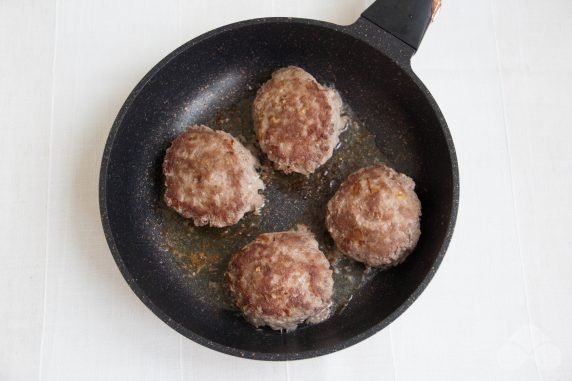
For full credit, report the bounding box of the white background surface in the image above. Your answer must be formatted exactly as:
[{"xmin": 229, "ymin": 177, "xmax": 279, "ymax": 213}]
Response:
[{"xmin": 1, "ymin": 0, "xmax": 571, "ymax": 380}]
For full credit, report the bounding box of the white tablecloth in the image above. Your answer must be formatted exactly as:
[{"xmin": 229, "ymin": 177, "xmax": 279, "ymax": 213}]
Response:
[{"xmin": 1, "ymin": 0, "xmax": 571, "ymax": 379}]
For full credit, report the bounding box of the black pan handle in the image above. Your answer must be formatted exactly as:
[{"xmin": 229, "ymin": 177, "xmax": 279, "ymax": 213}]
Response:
[{"xmin": 362, "ymin": 0, "xmax": 433, "ymax": 50}]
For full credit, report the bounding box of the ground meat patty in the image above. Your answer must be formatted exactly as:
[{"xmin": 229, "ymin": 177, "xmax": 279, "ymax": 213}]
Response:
[
  {"xmin": 326, "ymin": 164, "xmax": 422, "ymax": 268},
  {"xmin": 163, "ymin": 125, "xmax": 264, "ymax": 227},
  {"xmin": 252, "ymin": 66, "xmax": 345, "ymax": 175},
  {"xmin": 226, "ymin": 226, "xmax": 333, "ymax": 331}
]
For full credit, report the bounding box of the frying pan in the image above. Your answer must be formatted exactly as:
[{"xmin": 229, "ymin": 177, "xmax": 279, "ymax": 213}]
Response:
[{"xmin": 100, "ymin": 0, "xmax": 459, "ymax": 360}]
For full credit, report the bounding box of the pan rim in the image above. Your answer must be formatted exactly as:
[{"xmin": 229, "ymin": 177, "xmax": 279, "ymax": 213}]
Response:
[{"xmin": 99, "ymin": 16, "xmax": 459, "ymax": 361}]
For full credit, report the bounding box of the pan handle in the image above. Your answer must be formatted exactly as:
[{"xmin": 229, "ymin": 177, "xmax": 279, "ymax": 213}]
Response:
[{"xmin": 361, "ymin": 0, "xmax": 436, "ymax": 50}]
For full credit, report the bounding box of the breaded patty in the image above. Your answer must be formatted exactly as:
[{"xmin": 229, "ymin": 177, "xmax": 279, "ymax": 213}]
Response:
[
  {"xmin": 163, "ymin": 125, "xmax": 264, "ymax": 227},
  {"xmin": 226, "ymin": 226, "xmax": 333, "ymax": 331},
  {"xmin": 326, "ymin": 164, "xmax": 421, "ymax": 268},
  {"xmin": 253, "ymin": 66, "xmax": 345, "ymax": 175}
]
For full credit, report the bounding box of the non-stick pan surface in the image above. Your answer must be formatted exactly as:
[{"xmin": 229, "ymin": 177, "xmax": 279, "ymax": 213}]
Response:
[{"xmin": 100, "ymin": 1, "xmax": 458, "ymax": 361}]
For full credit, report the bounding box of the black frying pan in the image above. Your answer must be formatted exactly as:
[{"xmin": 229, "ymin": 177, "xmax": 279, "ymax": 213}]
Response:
[{"xmin": 100, "ymin": 0, "xmax": 459, "ymax": 360}]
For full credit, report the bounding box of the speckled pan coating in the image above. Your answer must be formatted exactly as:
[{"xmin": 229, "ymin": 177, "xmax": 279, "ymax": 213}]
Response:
[{"xmin": 100, "ymin": 15, "xmax": 459, "ymax": 361}]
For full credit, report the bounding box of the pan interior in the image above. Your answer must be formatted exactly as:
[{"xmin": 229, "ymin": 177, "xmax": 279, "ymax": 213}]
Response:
[{"xmin": 103, "ymin": 21, "xmax": 455, "ymax": 357}]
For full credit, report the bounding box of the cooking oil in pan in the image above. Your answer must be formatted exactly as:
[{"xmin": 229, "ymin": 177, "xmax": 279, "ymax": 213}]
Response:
[{"xmin": 160, "ymin": 94, "xmax": 388, "ymax": 318}]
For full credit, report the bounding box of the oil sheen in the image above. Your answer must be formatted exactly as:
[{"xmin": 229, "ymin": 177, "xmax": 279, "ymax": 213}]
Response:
[{"xmin": 159, "ymin": 94, "xmax": 387, "ymax": 318}]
